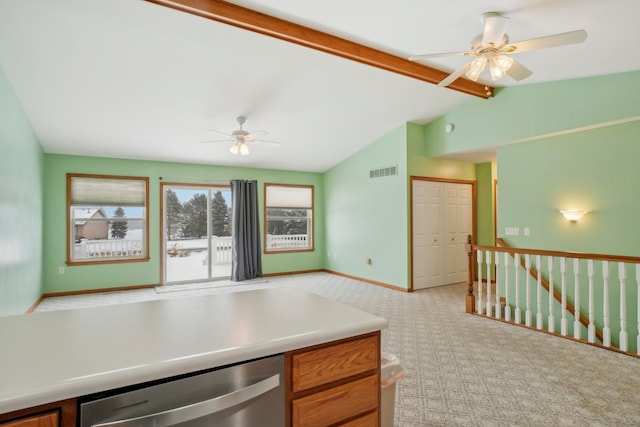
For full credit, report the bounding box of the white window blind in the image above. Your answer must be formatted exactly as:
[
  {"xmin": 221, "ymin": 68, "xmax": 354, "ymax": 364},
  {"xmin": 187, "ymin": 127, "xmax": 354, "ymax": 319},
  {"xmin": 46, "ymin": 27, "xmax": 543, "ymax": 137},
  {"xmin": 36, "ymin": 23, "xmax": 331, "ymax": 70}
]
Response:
[
  {"xmin": 266, "ymin": 185, "xmax": 312, "ymax": 208},
  {"xmin": 70, "ymin": 176, "xmax": 146, "ymax": 206}
]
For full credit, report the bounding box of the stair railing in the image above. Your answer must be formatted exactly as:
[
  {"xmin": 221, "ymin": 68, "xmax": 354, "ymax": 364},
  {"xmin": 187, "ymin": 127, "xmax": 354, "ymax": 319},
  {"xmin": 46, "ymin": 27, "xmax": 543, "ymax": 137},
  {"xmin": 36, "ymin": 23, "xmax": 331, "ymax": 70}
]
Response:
[{"xmin": 465, "ymin": 235, "xmax": 640, "ymax": 357}]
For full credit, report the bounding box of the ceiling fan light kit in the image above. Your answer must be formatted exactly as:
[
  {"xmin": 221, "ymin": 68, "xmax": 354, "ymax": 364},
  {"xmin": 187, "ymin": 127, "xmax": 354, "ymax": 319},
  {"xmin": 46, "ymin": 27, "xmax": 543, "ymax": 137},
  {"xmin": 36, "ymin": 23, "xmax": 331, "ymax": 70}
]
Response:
[
  {"xmin": 409, "ymin": 11, "xmax": 587, "ymax": 87},
  {"xmin": 202, "ymin": 116, "xmax": 282, "ymax": 156},
  {"xmin": 230, "ymin": 142, "xmax": 250, "ymax": 156}
]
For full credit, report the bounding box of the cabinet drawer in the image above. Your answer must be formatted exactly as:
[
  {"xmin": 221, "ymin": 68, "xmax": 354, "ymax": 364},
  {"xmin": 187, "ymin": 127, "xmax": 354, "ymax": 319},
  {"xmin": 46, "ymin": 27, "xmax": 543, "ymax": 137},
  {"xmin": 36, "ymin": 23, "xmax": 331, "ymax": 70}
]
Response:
[
  {"xmin": 340, "ymin": 411, "xmax": 379, "ymax": 427},
  {"xmin": 0, "ymin": 411, "xmax": 58, "ymax": 427},
  {"xmin": 292, "ymin": 374, "xmax": 378, "ymax": 427},
  {"xmin": 291, "ymin": 335, "xmax": 378, "ymax": 393}
]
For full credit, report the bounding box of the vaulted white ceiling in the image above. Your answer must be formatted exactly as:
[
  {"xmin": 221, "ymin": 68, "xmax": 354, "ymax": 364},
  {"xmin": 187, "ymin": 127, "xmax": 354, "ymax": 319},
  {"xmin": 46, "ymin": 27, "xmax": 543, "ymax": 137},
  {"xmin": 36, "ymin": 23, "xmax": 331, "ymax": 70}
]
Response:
[{"xmin": 1, "ymin": 0, "xmax": 638, "ymax": 172}]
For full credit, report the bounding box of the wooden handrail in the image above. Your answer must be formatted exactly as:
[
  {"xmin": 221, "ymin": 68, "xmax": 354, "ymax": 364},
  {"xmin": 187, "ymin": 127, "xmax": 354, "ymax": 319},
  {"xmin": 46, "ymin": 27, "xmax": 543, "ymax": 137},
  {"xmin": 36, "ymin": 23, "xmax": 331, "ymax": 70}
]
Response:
[{"xmin": 491, "ymin": 238, "xmax": 640, "ymax": 264}]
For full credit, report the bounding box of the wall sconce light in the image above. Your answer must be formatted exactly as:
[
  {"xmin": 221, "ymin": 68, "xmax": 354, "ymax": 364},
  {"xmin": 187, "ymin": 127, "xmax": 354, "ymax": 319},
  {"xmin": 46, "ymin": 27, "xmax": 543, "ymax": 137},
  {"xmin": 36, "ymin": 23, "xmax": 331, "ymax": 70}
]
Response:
[{"xmin": 560, "ymin": 210, "xmax": 587, "ymax": 222}]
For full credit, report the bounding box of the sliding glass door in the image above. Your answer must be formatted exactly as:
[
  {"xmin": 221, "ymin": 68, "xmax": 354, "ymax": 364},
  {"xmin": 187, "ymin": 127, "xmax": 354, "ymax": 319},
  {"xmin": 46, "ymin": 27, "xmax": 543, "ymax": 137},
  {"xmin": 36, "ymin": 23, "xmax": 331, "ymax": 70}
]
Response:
[{"xmin": 161, "ymin": 183, "xmax": 232, "ymax": 284}]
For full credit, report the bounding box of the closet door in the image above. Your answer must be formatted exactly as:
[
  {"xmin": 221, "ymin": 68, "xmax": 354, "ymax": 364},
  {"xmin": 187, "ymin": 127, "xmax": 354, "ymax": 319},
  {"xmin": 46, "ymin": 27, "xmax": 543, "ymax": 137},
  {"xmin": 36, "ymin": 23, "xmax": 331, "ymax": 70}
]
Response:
[
  {"xmin": 444, "ymin": 183, "xmax": 472, "ymax": 285},
  {"xmin": 412, "ymin": 180, "xmax": 472, "ymax": 290},
  {"xmin": 412, "ymin": 180, "xmax": 444, "ymax": 290}
]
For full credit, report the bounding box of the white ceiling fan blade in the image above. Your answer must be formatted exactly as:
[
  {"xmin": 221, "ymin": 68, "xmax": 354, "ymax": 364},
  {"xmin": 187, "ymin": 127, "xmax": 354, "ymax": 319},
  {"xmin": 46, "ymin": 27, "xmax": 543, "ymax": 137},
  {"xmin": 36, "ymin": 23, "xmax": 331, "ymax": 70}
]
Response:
[
  {"xmin": 208, "ymin": 129, "xmax": 233, "ymax": 138},
  {"xmin": 409, "ymin": 51, "xmax": 468, "ymax": 61},
  {"xmin": 482, "ymin": 13, "xmax": 509, "ymax": 47},
  {"xmin": 438, "ymin": 62, "xmax": 472, "ymax": 87},
  {"xmin": 506, "ymin": 30, "xmax": 587, "ymax": 54},
  {"xmin": 256, "ymin": 140, "xmax": 282, "ymax": 147},
  {"xmin": 201, "ymin": 139, "xmax": 232, "ymax": 143},
  {"xmin": 506, "ymin": 59, "xmax": 533, "ymax": 81},
  {"xmin": 247, "ymin": 130, "xmax": 268, "ymax": 138}
]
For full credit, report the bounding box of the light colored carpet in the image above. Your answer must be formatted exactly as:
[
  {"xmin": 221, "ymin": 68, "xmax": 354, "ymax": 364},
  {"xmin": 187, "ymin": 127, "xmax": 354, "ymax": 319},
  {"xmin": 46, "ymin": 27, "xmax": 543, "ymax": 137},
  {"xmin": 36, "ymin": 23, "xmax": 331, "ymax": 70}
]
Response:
[{"xmin": 35, "ymin": 272, "xmax": 640, "ymax": 426}]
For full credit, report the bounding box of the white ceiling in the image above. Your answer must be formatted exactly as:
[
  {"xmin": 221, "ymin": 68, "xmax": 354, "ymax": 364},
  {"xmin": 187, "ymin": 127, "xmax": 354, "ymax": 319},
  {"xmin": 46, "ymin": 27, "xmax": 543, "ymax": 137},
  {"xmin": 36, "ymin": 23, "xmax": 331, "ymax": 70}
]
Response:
[{"xmin": 1, "ymin": 0, "xmax": 639, "ymax": 172}]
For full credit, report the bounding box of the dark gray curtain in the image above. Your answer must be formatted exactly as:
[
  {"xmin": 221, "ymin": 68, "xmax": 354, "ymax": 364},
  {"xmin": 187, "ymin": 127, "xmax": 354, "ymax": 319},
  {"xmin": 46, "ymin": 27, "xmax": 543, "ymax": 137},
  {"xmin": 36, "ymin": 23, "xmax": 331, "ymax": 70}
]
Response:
[{"xmin": 230, "ymin": 180, "xmax": 263, "ymax": 281}]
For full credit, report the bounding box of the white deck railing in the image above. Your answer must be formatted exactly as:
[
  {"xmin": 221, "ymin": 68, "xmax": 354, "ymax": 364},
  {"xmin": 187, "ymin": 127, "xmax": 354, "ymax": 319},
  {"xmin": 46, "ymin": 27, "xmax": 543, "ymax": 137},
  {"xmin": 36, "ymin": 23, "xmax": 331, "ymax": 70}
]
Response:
[
  {"xmin": 166, "ymin": 236, "xmax": 233, "ymax": 265},
  {"xmin": 211, "ymin": 236, "xmax": 232, "ymax": 264},
  {"xmin": 75, "ymin": 239, "xmax": 143, "ymax": 259},
  {"xmin": 78, "ymin": 234, "xmax": 308, "ymax": 262},
  {"xmin": 465, "ymin": 236, "xmax": 640, "ymax": 356},
  {"xmin": 266, "ymin": 234, "xmax": 309, "ymax": 249}
]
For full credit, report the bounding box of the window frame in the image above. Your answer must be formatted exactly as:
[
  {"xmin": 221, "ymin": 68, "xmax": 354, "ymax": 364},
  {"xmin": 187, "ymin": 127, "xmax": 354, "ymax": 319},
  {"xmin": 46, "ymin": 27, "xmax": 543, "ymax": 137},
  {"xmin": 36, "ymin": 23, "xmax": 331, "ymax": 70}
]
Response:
[
  {"xmin": 66, "ymin": 173, "xmax": 150, "ymax": 265},
  {"xmin": 263, "ymin": 183, "xmax": 314, "ymax": 254}
]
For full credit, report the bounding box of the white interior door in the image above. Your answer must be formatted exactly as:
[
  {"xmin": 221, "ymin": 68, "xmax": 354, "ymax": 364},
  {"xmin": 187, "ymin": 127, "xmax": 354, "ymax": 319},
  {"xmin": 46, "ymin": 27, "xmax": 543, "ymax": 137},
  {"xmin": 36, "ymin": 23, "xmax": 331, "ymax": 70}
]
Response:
[
  {"xmin": 412, "ymin": 180, "xmax": 444, "ymax": 290},
  {"xmin": 412, "ymin": 179, "xmax": 472, "ymax": 290},
  {"xmin": 444, "ymin": 183, "xmax": 472, "ymax": 284},
  {"xmin": 412, "ymin": 181, "xmax": 428, "ymax": 289}
]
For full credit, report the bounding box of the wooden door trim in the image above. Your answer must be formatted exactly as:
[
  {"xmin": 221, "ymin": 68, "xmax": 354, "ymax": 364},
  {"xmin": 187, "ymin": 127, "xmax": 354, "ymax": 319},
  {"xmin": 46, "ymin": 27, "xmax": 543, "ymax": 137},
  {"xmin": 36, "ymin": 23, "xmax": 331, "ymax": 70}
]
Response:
[{"xmin": 410, "ymin": 176, "xmax": 477, "ymax": 292}]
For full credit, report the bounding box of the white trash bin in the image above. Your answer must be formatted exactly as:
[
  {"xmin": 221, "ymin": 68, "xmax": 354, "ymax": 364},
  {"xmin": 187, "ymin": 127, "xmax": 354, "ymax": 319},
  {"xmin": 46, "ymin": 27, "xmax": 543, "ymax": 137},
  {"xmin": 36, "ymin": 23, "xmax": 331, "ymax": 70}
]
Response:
[{"xmin": 381, "ymin": 352, "xmax": 404, "ymax": 427}]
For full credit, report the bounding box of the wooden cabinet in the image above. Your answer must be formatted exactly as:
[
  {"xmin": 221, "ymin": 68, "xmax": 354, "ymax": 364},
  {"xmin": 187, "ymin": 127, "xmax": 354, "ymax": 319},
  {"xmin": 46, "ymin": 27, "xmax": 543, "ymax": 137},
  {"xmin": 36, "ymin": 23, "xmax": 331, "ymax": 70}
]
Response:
[
  {"xmin": 0, "ymin": 400, "xmax": 76, "ymax": 427},
  {"xmin": 286, "ymin": 332, "xmax": 381, "ymax": 427}
]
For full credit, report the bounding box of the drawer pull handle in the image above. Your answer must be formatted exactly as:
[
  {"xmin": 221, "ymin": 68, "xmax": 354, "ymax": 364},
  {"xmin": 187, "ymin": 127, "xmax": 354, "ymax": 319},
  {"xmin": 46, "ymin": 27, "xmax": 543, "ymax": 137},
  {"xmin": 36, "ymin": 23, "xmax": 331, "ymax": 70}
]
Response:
[{"xmin": 312, "ymin": 390, "xmax": 348, "ymax": 404}]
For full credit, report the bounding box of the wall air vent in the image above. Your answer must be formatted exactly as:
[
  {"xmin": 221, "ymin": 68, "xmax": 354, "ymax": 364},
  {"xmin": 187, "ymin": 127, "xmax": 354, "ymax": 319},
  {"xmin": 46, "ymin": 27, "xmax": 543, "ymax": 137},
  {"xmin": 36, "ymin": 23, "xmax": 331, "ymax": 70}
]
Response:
[{"xmin": 369, "ymin": 165, "xmax": 398, "ymax": 179}]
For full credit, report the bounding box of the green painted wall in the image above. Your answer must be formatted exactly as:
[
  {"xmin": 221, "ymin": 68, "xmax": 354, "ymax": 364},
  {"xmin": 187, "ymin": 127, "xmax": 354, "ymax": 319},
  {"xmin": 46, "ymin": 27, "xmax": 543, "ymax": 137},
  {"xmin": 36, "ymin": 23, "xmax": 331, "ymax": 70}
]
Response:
[
  {"xmin": 475, "ymin": 162, "xmax": 495, "ymax": 247},
  {"xmin": 497, "ymin": 121, "xmax": 640, "ymax": 255},
  {"xmin": 43, "ymin": 154, "xmax": 324, "ymax": 293},
  {"xmin": 323, "ymin": 125, "xmax": 409, "ymax": 288},
  {"xmin": 407, "ymin": 122, "xmax": 476, "ymax": 180},
  {"xmin": 0, "ymin": 66, "xmax": 44, "ymax": 316},
  {"xmin": 423, "ymin": 70, "xmax": 640, "ymax": 158}
]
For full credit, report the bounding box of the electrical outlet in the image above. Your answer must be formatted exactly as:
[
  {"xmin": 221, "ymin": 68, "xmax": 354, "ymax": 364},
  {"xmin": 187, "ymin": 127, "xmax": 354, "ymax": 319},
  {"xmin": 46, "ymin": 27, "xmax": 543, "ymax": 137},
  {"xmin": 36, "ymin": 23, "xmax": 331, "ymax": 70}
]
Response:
[
  {"xmin": 524, "ymin": 227, "xmax": 530, "ymax": 236},
  {"xmin": 58, "ymin": 267, "xmax": 65, "ymax": 274},
  {"xmin": 505, "ymin": 227, "xmax": 520, "ymax": 236}
]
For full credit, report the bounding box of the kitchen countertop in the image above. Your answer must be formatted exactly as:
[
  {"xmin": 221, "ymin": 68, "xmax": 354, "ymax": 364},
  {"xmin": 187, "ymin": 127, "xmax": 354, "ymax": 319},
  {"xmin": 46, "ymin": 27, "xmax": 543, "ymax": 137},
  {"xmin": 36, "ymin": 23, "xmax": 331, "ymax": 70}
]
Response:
[{"xmin": 0, "ymin": 287, "xmax": 387, "ymax": 414}]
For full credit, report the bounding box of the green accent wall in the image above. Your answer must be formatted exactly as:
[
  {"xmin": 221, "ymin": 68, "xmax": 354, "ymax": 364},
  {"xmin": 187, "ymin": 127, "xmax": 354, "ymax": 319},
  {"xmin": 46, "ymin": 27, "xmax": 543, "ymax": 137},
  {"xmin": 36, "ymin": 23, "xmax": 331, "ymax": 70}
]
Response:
[
  {"xmin": 43, "ymin": 154, "xmax": 324, "ymax": 293},
  {"xmin": 423, "ymin": 70, "xmax": 640, "ymax": 158},
  {"xmin": 322, "ymin": 122, "xmax": 479, "ymax": 290},
  {"xmin": 475, "ymin": 162, "xmax": 495, "ymax": 247},
  {"xmin": 497, "ymin": 120, "xmax": 640, "ymax": 255},
  {"xmin": 323, "ymin": 125, "xmax": 409, "ymax": 288},
  {"xmin": 0, "ymin": 66, "xmax": 44, "ymax": 316}
]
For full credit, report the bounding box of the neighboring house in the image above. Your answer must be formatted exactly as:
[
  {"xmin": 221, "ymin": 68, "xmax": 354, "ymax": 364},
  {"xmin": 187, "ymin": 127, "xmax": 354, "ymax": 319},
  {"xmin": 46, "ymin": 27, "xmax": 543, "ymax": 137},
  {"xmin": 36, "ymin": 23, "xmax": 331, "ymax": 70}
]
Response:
[{"xmin": 74, "ymin": 208, "xmax": 108, "ymax": 240}]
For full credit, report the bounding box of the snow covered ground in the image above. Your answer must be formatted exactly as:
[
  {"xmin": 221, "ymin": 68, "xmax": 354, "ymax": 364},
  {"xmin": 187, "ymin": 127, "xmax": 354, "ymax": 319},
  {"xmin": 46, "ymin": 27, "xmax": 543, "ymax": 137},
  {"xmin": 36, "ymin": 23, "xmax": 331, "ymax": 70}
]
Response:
[{"xmin": 164, "ymin": 248, "xmax": 231, "ymax": 283}]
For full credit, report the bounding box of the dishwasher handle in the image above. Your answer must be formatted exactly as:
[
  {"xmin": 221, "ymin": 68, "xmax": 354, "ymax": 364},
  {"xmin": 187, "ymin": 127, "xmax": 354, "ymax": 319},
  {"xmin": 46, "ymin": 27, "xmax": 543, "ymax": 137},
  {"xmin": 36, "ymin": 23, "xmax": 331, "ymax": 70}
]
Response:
[{"xmin": 92, "ymin": 373, "xmax": 281, "ymax": 427}]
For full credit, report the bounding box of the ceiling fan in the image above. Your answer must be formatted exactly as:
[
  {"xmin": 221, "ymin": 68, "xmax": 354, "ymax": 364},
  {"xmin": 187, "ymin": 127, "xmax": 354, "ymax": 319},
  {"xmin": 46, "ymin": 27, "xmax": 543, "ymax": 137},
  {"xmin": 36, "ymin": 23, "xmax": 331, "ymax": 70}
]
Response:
[
  {"xmin": 203, "ymin": 116, "xmax": 281, "ymax": 156},
  {"xmin": 409, "ymin": 12, "xmax": 587, "ymax": 87}
]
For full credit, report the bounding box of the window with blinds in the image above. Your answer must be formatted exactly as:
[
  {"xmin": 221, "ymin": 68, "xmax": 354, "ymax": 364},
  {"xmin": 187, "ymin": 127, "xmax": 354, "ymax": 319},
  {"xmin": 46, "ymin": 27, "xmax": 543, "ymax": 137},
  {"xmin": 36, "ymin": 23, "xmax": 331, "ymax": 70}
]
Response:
[
  {"xmin": 67, "ymin": 174, "xmax": 149, "ymax": 264},
  {"xmin": 264, "ymin": 183, "xmax": 314, "ymax": 253}
]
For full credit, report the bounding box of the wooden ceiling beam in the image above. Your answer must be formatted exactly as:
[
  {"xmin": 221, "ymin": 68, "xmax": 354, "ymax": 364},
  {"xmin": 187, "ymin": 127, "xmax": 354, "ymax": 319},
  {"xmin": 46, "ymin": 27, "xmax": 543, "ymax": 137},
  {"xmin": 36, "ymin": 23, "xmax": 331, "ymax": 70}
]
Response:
[{"xmin": 144, "ymin": 0, "xmax": 494, "ymax": 98}]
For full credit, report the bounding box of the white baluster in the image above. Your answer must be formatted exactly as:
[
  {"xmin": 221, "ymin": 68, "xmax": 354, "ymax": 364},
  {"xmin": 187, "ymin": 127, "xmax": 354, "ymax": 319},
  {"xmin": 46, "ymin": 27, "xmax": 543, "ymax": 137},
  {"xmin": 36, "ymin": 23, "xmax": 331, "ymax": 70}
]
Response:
[
  {"xmin": 602, "ymin": 261, "xmax": 611, "ymax": 347},
  {"xmin": 560, "ymin": 257, "xmax": 568, "ymax": 336},
  {"xmin": 514, "ymin": 253, "xmax": 521, "ymax": 324},
  {"xmin": 504, "ymin": 253, "xmax": 511, "ymax": 322},
  {"xmin": 548, "ymin": 257, "xmax": 555, "ymax": 333},
  {"xmin": 536, "ymin": 255, "xmax": 543, "ymax": 330},
  {"xmin": 525, "ymin": 254, "xmax": 532, "ymax": 327},
  {"xmin": 636, "ymin": 265, "xmax": 640, "ymax": 353},
  {"xmin": 495, "ymin": 252, "xmax": 501, "ymax": 319},
  {"xmin": 477, "ymin": 250, "xmax": 484, "ymax": 314},
  {"xmin": 573, "ymin": 259, "xmax": 581, "ymax": 340},
  {"xmin": 619, "ymin": 262, "xmax": 628, "ymax": 352},
  {"xmin": 486, "ymin": 251, "xmax": 493, "ymax": 316},
  {"xmin": 587, "ymin": 260, "xmax": 596, "ymax": 343}
]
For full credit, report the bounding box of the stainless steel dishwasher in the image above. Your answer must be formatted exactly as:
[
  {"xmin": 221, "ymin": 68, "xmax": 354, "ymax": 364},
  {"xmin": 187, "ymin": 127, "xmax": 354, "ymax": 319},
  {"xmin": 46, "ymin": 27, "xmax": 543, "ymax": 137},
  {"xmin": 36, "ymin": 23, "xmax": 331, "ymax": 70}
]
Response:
[{"xmin": 79, "ymin": 354, "xmax": 284, "ymax": 427}]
